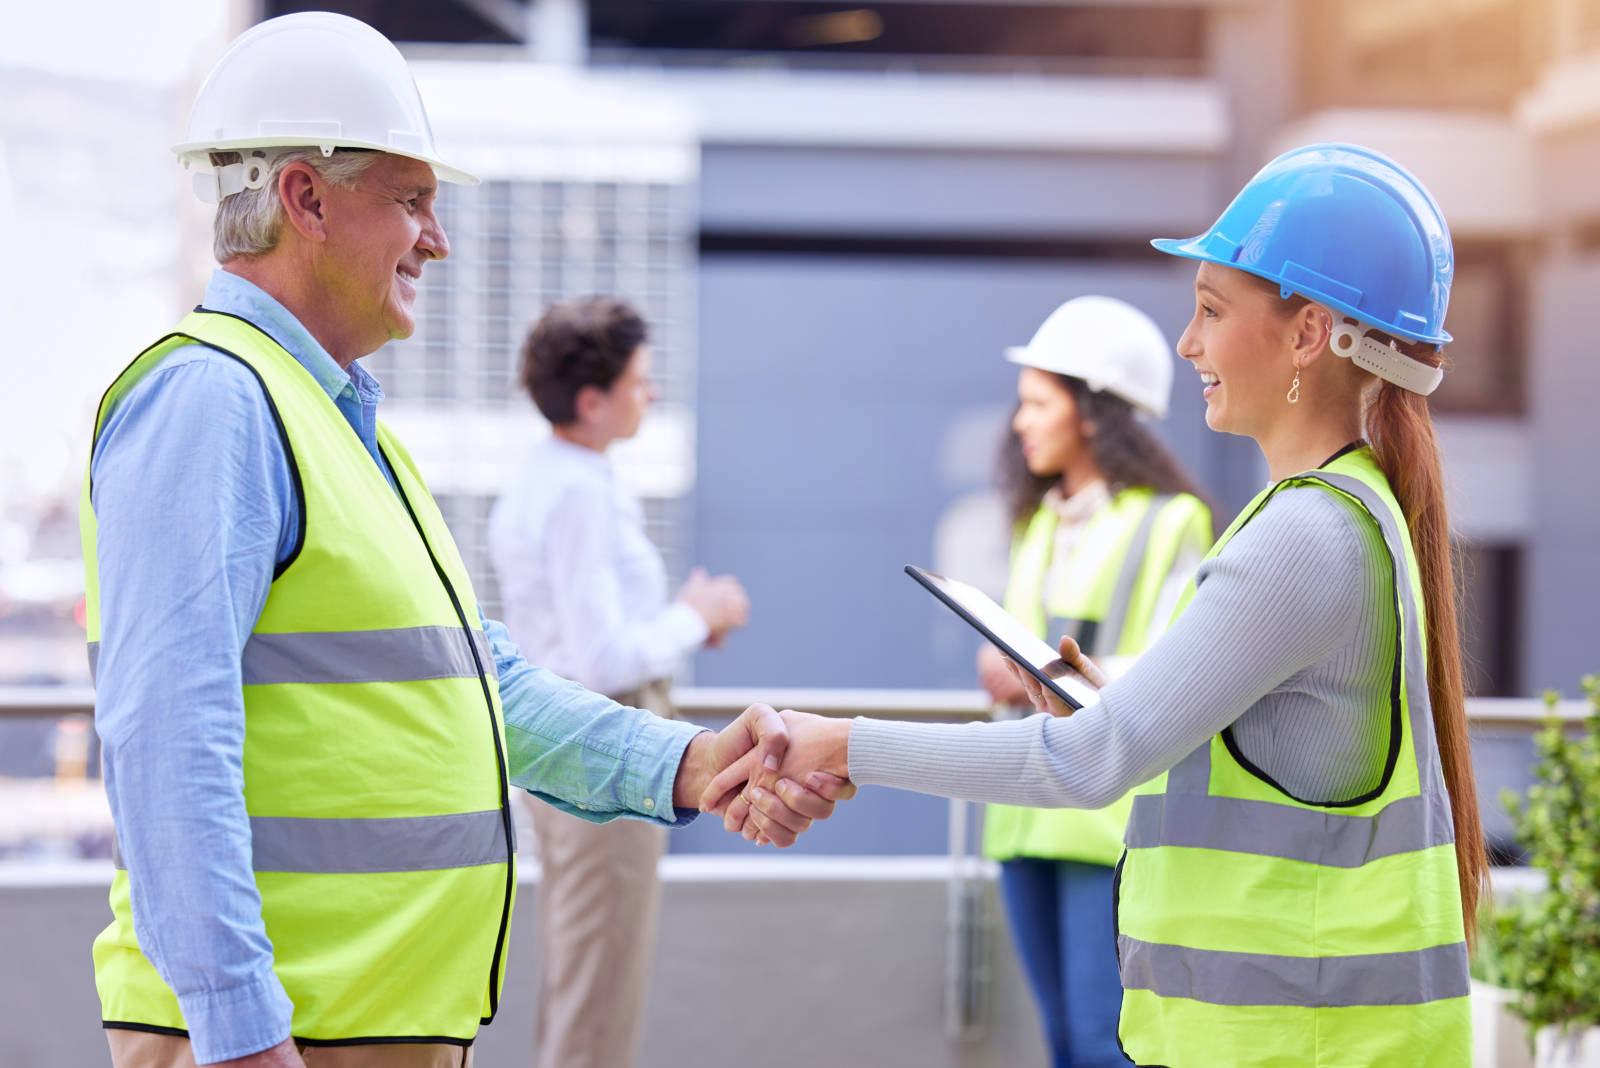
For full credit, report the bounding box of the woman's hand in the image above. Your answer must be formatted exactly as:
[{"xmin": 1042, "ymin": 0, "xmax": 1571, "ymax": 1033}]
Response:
[
  {"xmin": 677, "ymin": 567, "xmax": 750, "ymax": 646},
  {"xmin": 1001, "ymin": 634, "xmax": 1108, "ymax": 717},
  {"xmin": 977, "ymin": 642, "xmax": 1030, "ymax": 706}
]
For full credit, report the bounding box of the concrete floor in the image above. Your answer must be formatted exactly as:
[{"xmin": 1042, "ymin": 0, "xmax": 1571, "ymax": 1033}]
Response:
[{"xmin": 0, "ymin": 857, "xmax": 1049, "ymax": 1068}]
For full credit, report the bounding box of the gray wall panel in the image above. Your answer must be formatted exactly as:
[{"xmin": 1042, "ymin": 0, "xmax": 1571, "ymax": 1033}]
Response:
[
  {"xmin": 1525, "ymin": 258, "xmax": 1600, "ymax": 696},
  {"xmin": 700, "ymin": 145, "xmax": 1222, "ymax": 236}
]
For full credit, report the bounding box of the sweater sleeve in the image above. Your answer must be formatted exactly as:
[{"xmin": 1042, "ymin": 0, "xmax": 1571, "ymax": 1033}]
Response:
[{"xmin": 848, "ymin": 486, "xmax": 1367, "ymax": 807}]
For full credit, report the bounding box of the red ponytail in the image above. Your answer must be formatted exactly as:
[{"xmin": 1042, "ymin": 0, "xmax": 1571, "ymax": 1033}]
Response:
[{"xmin": 1365, "ymin": 359, "xmax": 1486, "ymax": 945}]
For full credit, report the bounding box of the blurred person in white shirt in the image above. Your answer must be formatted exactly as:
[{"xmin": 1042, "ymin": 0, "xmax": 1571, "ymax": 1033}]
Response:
[{"xmin": 488, "ymin": 297, "xmax": 748, "ymax": 1068}]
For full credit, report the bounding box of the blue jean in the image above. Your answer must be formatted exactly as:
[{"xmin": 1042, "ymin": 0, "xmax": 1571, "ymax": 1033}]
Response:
[{"xmin": 999, "ymin": 858, "xmax": 1129, "ymax": 1068}]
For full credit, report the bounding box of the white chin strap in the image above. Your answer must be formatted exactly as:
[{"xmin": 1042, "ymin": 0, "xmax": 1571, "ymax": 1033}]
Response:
[{"xmin": 1318, "ymin": 306, "xmax": 1444, "ymax": 396}]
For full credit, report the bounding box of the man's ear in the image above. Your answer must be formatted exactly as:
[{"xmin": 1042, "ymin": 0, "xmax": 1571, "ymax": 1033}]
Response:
[
  {"xmin": 277, "ymin": 162, "xmax": 329, "ymax": 244},
  {"xmin": 572, "ymin": 383, "xmax": 605, "ymax": 426}
]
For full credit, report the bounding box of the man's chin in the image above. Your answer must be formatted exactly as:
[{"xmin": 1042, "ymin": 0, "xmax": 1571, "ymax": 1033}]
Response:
[{"xmin": 385, "ymin": 303, "xmax": 417, "ymax": 341}]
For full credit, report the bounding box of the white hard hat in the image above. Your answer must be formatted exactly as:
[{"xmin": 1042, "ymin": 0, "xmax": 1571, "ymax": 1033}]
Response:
[
  {"xmin": 174, "ymin": 12, "xmax": 479, "ymax": 203},
  {"xmin": 1005, "ymin": 296, "xmax": 1174, "ymax": 419}
]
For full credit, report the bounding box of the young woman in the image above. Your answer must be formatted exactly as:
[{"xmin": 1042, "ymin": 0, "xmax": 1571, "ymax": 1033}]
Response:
[
  {"xmin": 721, "ymin": 144, "xmax": 1485, "ymax": 1067},
  {"xmin": 979, "ymin": 296, "xmax": 1213, "ymax": 1068}
]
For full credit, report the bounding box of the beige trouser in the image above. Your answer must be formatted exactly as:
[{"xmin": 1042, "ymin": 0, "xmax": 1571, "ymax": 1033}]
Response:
[
  {"xmin": 530, "ymin": 679, "xmax": 673, "ymax": 1068},
  {"xmin": 106, "ymin": 1029, "xmax": 471, "ymax": 1067}
]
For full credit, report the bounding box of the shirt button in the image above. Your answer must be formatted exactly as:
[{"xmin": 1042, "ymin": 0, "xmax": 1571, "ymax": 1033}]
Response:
[{"xmin": 643, "ymin": 798, "xmax": 655, "ymax": 810}]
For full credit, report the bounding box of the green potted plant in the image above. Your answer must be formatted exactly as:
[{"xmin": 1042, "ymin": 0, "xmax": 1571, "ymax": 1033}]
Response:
[{"xmin": 1495, "ymin": 676, "xmax": 1600, "ymax": 1067}]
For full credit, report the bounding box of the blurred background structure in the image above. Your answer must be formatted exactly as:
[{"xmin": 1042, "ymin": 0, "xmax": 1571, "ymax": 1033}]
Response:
[{"xmin": 0, "ymin": 0, "xmax": 1594, "ymax": 1063}]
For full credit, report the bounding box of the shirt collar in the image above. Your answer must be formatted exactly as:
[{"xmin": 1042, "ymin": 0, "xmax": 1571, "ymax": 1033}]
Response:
[
  {"xmin": 546, "ymin": 434, "xmax": 614, "ymax": 475},
  {"xmin": 1043, "ymin": 478, "xmax": 1111, "ymax": 525},
  {"xmin": 200, "ymin": 269, "xmax": 383, "ymax": 406}
]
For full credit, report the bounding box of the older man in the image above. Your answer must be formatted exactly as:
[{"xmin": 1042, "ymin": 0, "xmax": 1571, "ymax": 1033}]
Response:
[{"xmin": 86, "ymin": 14, "xmax": 845, "ymax": 1068}]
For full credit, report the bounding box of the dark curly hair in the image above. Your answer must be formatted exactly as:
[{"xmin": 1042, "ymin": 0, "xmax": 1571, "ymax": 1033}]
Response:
[
  {"xmin": 519, "ymin": 297, "xmax": 648, "ymax": 425},
  {"xmin": 999, "ymin": 374, "xmax": 1213, "ymax": 527}
]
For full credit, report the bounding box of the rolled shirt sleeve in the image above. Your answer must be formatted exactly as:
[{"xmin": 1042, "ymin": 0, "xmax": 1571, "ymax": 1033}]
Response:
[{"xmin": 486, "ymin": 615, "xmax": 706, "ymax": 825}]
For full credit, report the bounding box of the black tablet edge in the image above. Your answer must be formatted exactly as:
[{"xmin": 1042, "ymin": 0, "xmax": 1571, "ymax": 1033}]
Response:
[{"xmin": 904, "ymin": 565, "xmax": 1084, "ymax": 711}]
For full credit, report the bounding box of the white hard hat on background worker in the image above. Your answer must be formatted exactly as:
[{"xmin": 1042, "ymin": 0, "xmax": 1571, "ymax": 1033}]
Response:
[
  {"xmin": 173, "ymin": 11, "xmax": 480, "ymax": 203},
  {"xmin": 1004, "ymin": 295, "xmax": 1174, "ymax": 418}
]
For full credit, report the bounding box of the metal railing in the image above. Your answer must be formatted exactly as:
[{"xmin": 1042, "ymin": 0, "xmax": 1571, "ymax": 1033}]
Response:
[
  {"xmin": 0, "ymin": 684, "xmax": 1589, "ymax": 724},
  {"xmin": 1, "ymin": 683, "xmax": 1584, "ymax": 1040}
]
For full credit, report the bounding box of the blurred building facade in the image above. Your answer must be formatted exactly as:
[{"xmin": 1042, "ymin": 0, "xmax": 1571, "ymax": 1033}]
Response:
[
  {"xmin": 2, "ymin": 0, "xmax": 1594, "ymax": 701},
  {"xmin": 256, "ymin": 0, "xmax": 1595, "ymax": 703}
]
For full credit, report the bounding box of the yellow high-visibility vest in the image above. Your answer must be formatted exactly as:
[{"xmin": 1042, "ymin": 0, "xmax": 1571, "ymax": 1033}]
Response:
[
  {"xmin": 984, "ymin": 487, "xmax": 1212, "ymax": 866},
  {"xmin": 1116, "ymin": 447, "xmax": 1470, "ymax": 1067},
  {"xmin": 83, "ymin": 311, "xmax": 515, "ymax": 1047}
]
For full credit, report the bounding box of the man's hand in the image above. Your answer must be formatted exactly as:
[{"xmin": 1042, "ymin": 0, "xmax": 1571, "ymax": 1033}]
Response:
[
  {"xmin": 1001, "ymin": 634, "xmax": 1108, "ymax": 717},
  {"xmin": 705, "ymin": 711, "xmax": 856, "ymax": 844},
  {"xmin": 211, "ymin": 1038, "xmax": 306, "ymax": 1068},
  {"xmin": 673, "ymin": 703, "xmax": 829, "ymax": 846},
  {"xmin": 672, "ymin": 703, "xmax": 786, "ymax": 811}
]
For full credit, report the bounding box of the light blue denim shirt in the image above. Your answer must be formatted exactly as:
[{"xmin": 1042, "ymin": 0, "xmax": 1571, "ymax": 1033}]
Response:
[{"xmin": 91, "ymin": 270, "xmax": 705, "ymax": 1064}]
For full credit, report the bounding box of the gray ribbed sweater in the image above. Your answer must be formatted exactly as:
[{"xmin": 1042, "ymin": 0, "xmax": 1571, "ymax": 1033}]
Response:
[{"xmin": 851, "ymin": 485, "xmax": 1397, "ymax": 807}]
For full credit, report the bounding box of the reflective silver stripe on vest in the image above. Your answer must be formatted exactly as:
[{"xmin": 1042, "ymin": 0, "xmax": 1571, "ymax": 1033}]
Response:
[
  {"xmin": 1118, "ymin": 934, "xmax": 1470, "ymax": 1007},
  {"xmin": 1093, "ymin": 494, "xmax": 1174, "ymax": 658},
  {"xmin": 87, "ymin": 641, "xmax": 100, "ymax": 684},
  {"xmin": 1125, "ymin": 790, "xmax": 1456, "ymax": 867},
  {"xmin": 241, "ymin": 625, "xmax": 498, "ymax": 685},
  {"xmin": 111, "ymin": 809, "xmax": 510, "ymax": 873}
]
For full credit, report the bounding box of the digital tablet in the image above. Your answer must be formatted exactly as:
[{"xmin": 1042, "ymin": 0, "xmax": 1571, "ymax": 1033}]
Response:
[{"xmin": 905, "ymin": 564, "xmax": 1099, "ymax": 711}]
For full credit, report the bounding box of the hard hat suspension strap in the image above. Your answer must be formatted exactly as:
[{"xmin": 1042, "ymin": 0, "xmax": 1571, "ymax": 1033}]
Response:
[{"xmin": 1315, "ymin": 305, "xmax": 1445, "ymax": 396}]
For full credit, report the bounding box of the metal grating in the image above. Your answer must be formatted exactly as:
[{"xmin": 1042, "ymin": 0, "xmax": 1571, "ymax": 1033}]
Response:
[
  {"xmin": 365, "ymin": 176, "xmax": 699, "ymax": 619},
  {"xmin": 367, "ymin": 178, "xmax": 697, "ymax": 409}
]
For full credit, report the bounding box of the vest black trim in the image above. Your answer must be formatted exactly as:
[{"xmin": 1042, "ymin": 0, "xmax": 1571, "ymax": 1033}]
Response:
[
  {"xmin": 1216, "ymin": 469, "xmax": 1405, "ymax": 809},
  {"xmin": 89, "ymin": 323, "xmax": 309, "ymax": 580},
  {"xmin": 103, "ymin": 1021, "xmax": 475, "ymax": 1048},
  {"xmin": 102, "ymin": 1021, "xmax": 188, "ymax": 1038},
  {"xmin": 379, "ymin": 446, "xmax": 517, "ymax": 1026}
]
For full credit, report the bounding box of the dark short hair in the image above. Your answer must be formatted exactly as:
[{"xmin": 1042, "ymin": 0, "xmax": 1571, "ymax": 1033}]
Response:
[{"xmin": 519, "ymin": 298, "xmax": 648, "ymax": 425}]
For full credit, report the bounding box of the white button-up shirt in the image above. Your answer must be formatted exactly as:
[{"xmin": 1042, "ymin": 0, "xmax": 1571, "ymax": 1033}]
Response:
[{"xmin": 488, "ymin": 436, "xmax": 708, "ymax": 698}]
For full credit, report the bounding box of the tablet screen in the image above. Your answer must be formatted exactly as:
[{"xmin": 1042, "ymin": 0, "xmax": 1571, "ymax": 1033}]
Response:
[{"xmin": 906, "ymin": 565, "xmax": 1100, "ymax": 710}]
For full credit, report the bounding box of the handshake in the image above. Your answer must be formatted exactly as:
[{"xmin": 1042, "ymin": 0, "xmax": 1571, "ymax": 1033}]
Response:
[{"xmin": 672, "ymin": 706, "xmax": 859, "ymax": 847}]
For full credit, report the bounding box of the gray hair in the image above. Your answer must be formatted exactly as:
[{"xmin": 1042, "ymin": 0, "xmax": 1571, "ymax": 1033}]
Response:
[{"xmin": 209, "ymin": 148, "xmax": 380, "ymax": 263}]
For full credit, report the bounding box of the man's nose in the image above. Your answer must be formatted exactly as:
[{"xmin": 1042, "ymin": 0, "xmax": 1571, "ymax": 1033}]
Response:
[{"xmin": 420, "ymin": 209, "xmax": 450, "ymax": 261}]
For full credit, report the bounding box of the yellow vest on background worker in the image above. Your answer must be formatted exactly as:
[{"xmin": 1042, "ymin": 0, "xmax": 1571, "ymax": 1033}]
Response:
[
  {"xmin": 1116, "ymin": 447, "xmax": 1469, "ymax": 1066},
  {"xmin": 82, "ymin": 311, "xmax": 516, "ymax": 1043},
  {"xmin": 983, "ymin": 487, "xmax": 1211, "ymax": 865}
]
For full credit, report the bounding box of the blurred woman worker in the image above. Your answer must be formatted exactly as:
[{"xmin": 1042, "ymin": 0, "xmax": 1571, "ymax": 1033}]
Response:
[
  {"xmin": 977, "ymin": 295, "xmax": 1213, "ymax": 1068},
  {"xmin": 489, "ymin": 298, "xmax": 749, "ymax": 1068},
  {"xmin": 730, "ymin": 144, "xmax": 1486, "ymax": 1067}
]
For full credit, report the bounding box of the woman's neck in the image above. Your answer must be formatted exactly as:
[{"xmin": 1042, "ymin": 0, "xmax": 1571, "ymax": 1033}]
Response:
[
  {"xmin": 553, "ymin": 423, "xmax": 612, "ymax": 453},
  {"xmin": 1059, "ymin": 451, "xmax": 1105, "ymax": 499},
  {"xmin": 1257, "ymin": 409, "xmax": 1364, "ymax": 482}
]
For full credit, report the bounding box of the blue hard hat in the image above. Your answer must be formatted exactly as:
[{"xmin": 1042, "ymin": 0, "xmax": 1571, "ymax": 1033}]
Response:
[{"xmin": 1152, "ymin": 143, "xmax": 1453, "ymax": 345}]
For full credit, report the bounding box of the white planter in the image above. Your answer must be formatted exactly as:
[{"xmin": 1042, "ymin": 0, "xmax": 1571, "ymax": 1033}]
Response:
[
  {"xmin": 1536, "ymin": 1025, "xmax": 1600, "ymax": 1068},
  {"xmin": 1475, "ymin": 980, "xmax": 1533, "ymax": 1068}
]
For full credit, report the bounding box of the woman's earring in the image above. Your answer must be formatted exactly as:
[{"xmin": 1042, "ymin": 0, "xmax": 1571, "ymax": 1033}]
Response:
[{"xmin": 1287, "ymin": 364, "xmax": 1301, "ymax": 404}]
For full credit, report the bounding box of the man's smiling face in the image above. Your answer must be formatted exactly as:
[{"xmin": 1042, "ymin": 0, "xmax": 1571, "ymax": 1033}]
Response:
[{"xmin": 316, "ymin": 152, "xmax": 448, "ymax": 348}]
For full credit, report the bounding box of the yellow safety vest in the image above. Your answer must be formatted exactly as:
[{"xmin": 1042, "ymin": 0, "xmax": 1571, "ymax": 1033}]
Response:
[
  {"xmin": 82, "ymin": 311, "xmax": 515, "ymax": 1046},
  {"xmin": 984, "ymin": 487, "xmax": 1212, "ymax": 866},
  {"xmin": 1116, "ymin": 447, "xmax": 1470, "ymax": 1067}
]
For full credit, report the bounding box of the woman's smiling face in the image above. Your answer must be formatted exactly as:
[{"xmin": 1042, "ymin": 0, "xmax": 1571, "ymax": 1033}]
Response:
[{"xmin": 1176, "ymin": 262, "xmax": 1301, "ymax": 437}]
